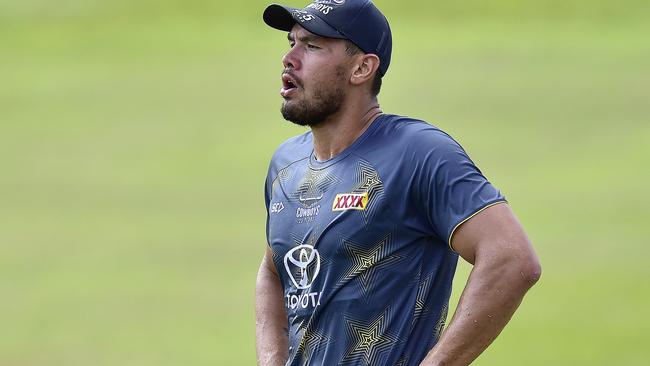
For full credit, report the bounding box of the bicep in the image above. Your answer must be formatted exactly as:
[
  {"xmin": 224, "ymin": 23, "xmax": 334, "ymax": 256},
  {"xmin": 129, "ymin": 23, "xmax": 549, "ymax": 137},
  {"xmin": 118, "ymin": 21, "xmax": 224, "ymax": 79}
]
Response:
[{"xmin": 450, "ymin": 202, "xmax": 535, "ymax": 266}]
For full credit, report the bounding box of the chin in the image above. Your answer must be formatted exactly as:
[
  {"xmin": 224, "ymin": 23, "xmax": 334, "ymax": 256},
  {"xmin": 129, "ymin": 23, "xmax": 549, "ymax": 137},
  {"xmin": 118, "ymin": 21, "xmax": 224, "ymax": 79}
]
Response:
[
  {"xmin": 280, "ymin": 87, "xmax": 342, "ymax": 127},
  {"xmin": 281, "ymin": 107, "xmax": 308, "ymax": 127}
]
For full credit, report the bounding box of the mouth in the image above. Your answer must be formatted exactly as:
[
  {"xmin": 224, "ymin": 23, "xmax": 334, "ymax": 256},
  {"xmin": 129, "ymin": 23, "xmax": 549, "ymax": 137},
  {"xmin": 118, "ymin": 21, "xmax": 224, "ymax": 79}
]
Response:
[{"xmin": 281, "ymin": 73, "xmax": 299, "ymax": 98}]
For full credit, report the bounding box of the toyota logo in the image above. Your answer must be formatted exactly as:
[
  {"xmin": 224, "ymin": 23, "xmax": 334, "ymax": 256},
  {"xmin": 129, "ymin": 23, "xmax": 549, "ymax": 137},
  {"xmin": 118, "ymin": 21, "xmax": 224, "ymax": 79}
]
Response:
[{"xmin": 284, "ymin": 245, "xmax": 321, "ymax": 290}]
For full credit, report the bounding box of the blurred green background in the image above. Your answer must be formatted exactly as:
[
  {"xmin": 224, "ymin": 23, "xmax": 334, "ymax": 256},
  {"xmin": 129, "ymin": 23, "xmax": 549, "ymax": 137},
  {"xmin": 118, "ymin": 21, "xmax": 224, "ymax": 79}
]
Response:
[{"xmin": 1, "ymin": 0, "xmax": 648, "ymax": 365}]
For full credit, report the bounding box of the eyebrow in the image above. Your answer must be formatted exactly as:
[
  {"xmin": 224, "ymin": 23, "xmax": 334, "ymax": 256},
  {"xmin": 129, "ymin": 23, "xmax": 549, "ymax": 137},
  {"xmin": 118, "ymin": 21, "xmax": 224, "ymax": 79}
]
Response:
[{"xmin": 287, "ymin": 33, "xmax": 321, "ymax": 44}]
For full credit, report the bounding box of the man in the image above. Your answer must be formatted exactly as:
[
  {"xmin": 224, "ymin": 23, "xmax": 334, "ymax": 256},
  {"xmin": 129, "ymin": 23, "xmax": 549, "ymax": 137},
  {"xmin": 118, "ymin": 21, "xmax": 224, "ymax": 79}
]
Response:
[{"xmin": 256, "ymin": 1, "xmax": 541, "ymax": 365}]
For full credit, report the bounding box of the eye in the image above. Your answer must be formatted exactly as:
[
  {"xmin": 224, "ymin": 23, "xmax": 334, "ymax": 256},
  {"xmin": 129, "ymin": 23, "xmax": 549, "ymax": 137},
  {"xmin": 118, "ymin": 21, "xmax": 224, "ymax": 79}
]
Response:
[{"xmin": 307, "ymin": 44, "xmax": 320, "ymax": 50}]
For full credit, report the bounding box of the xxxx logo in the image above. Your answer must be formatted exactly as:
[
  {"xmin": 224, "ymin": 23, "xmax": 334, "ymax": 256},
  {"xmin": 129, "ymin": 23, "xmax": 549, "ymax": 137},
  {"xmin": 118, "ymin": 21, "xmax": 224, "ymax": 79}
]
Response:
[{"xmin": 332, "ymin": 192, "xmax": 368, "ymax": 211}]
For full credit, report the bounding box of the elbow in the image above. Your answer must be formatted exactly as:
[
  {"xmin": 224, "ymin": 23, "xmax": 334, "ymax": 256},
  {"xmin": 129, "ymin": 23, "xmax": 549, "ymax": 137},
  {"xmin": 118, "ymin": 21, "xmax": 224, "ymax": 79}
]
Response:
[
  {"xmin": 473, "ymin": 236, "xmax": 542, "ymax": 290},
  {"xmin": 488, "ymin": 248, "xmax": 541, "ymax": 290},
  {"xmin": 517, "ymin": 252, "xmax": 542, "ymax": 288}
]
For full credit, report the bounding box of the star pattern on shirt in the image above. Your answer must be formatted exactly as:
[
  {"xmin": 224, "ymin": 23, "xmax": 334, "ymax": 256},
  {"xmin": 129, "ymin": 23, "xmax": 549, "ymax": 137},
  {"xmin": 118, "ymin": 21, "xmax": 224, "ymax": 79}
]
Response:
[
  {"xmin": 353, "ymin": 161, "xmax": 383, "ymax": 196},
  {"xmin": 352, "ymin": 161, "xmax": 385, "ymax": 224},
  {"xmin": 270, "ymin": 248, "xmax": 283, "ymax": 271},
  {"xmin": 335, "ymin": 234, "xmax": 403, "ymax": 299},
  {"xmin": 293, "ymin": 168, "xmax": 341, "ymax": 208},
  {"xmin": 433, "ymin": 302, "xmax": 449, "ymax": 340},
  {"xmin": 341, "ymin": 308, "xmax": 399, "ymax": 365},
  {"xmin": 271, "ymin": 164, "xmax": 297, "ymax": 201},
  {"xmin": 413, "ymin": 272, "xmax": 434, "ymax": 321},
  {"xmin": 289, "ymin": 230, "xmax": 318, "ymax": 247},
  {"xmin": 395, "ymin": 355, "xmax": 410, "ymax": 366},
  {"xmin": 294, "ymin": 321, "xmax": 332, "ymax": 364}
]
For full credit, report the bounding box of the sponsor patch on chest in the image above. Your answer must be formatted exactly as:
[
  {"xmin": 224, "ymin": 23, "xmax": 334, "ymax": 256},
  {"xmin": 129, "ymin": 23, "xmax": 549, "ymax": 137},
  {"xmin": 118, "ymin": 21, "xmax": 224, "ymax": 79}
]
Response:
[{"xmin": 332, "ymin": 192, "xmax": 368, "ymax": 211}]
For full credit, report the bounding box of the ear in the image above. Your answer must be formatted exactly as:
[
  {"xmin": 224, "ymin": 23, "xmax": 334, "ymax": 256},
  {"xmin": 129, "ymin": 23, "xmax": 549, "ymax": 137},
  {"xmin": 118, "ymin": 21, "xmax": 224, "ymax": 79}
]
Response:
[{"xmin": 349, "ymin": 54, "xmax": 380, "ymax": 87}]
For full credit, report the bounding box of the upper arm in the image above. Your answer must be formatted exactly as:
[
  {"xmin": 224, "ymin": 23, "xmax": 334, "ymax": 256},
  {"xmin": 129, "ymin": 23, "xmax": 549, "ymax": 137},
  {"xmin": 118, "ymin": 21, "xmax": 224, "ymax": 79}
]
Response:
[{"xmin": 451, "ymin": 202, "xmax": 541, "ymax": 279}]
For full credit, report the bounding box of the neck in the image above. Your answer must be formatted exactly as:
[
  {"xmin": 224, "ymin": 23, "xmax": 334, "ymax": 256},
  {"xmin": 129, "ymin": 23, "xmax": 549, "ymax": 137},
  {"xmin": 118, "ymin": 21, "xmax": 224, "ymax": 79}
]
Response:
[{"xmin": 310, "ymin": 99, "xmax": 383, "ymax": 161}]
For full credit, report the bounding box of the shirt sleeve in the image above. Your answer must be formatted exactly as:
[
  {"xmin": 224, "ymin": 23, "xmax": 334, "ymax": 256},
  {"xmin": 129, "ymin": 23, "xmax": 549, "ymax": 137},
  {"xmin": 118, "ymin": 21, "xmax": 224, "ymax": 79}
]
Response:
[
  {"xmin": 264, "ymin": 167, "xmax": 273, "ymax": 246},
  {"xmin": 415, "ymin": 128, "xmax": 506, "ymax": 249}
]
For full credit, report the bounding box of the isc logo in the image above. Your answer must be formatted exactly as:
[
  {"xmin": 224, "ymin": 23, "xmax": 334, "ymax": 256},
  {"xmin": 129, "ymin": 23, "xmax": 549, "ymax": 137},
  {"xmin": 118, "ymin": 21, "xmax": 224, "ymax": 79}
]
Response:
[{"xmin": 332, "ymin": 192, "xmax": 368, "ymax": 211}]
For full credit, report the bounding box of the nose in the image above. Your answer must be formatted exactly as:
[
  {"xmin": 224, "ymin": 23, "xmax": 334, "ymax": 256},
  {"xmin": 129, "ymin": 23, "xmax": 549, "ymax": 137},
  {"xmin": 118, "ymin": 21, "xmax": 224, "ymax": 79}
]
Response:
[{"xmin": 282, "ymin": 46, "xmax": 301, "ymax": 70}]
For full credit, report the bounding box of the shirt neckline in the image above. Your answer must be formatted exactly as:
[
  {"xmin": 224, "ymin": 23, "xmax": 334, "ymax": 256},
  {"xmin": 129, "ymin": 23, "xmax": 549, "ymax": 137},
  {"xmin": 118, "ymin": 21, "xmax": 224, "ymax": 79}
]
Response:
[{"xmin": 309, "ymin": 114, "xmax": 387, "ymax": 170}]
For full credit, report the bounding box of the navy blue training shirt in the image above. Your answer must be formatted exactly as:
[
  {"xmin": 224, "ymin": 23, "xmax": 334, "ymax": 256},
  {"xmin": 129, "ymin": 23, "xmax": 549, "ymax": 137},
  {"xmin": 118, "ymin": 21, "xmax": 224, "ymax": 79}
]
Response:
[{"xmin": 264, "ymin": 114, "xmax": 506, "ymax": 366}]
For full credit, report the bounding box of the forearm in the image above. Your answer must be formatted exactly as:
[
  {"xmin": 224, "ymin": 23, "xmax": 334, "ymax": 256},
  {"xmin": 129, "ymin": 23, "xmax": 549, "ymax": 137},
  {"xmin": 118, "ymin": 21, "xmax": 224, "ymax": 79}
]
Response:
[
  {"xmin": 256, "ymin": 255, "xmax": 289, "ymax": 366},
  {"xmin": 420, "ymin": 257, "xmax": 540, "ymax": 366}
]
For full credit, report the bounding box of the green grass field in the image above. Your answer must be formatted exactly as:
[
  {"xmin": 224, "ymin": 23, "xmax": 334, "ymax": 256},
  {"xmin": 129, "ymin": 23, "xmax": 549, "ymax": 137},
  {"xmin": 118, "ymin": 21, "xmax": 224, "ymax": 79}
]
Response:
[{"xmin": 1, "ymin": 1, "xmax": 649, "ymax": 365}]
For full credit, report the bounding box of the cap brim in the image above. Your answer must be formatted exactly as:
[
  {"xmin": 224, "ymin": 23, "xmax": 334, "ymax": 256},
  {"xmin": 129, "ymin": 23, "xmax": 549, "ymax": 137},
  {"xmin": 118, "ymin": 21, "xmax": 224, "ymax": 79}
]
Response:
[{"xmin": 263, "ymin": 4, "xmax": 346, "ymax": 39}]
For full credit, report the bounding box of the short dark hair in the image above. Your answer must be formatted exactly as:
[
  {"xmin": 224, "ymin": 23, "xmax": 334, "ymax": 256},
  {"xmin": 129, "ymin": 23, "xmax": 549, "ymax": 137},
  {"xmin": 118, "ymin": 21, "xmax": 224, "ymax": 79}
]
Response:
[{"xmin": 344, "ymin": 41, "xmax": 382, "ymax": 97}]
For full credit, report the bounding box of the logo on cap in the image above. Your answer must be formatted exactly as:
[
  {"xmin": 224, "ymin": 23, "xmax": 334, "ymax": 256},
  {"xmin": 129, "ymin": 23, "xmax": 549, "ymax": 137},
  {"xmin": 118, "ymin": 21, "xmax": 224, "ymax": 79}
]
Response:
[
  {"xmin": 314, "ymin": 0, "xmax": 346, "ymax": 5},
  {"xmin": 292, "ymin": 9, "xmax": 315, "ymax": 22},
  {"xmin": 307, "ymin": 0, "xmax": 346, "ymax": 15}
]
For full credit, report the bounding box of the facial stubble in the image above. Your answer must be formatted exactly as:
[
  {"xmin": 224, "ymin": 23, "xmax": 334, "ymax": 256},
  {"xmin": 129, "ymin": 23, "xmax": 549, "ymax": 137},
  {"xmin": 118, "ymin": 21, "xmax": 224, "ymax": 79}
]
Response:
[{"xmin": 280, "ymin": 66, "xmax": 346, "ymax": 127}]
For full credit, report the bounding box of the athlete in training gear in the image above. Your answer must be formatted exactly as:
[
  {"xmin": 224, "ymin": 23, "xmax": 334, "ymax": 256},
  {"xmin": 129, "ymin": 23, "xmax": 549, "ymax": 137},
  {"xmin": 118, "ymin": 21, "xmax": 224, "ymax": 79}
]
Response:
[
  {"xmin": 256, "ymin": 1, "xmax": 541, "ymax": 366},
  {"xmin": 265, "ymin": 116, "xmax": 505, "ymax": 365}
]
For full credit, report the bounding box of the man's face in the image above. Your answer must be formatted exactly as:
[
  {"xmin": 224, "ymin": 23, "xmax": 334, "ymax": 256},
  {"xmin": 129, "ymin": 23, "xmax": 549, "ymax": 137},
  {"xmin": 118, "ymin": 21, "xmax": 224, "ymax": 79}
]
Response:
[{"xmin": 280, "ymin": 25, "xmax": 351, "ymax": 127}]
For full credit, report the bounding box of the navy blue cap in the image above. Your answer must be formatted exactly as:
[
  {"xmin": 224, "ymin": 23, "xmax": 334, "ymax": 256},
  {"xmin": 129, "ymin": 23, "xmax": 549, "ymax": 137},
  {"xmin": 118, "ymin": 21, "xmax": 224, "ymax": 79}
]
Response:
[{"xmin": 263, "ymin": 0, "xmax": 392, "ymax": 76}]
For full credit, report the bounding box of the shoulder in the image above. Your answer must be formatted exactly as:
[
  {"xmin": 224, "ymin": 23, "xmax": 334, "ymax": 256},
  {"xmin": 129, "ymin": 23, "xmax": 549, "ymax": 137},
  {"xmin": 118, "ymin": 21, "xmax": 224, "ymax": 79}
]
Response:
[
  {"xmin": 371, "ymin": 114, "xmax": 466, "ymax": 159},
  {"xmin": 267, "ymin": 131, "xmax": 313, "ymax": 176}
]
